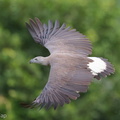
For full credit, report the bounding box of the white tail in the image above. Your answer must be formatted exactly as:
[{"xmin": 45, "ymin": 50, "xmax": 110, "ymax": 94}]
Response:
[{"xmin": 88, "ymin": 57, "xmax": 115, "ymax": 80}]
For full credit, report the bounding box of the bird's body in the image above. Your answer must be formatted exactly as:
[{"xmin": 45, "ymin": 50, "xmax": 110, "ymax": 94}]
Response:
[{"xmin": 25, "ymin": 18, "xmax": 115, "ymax": 109}]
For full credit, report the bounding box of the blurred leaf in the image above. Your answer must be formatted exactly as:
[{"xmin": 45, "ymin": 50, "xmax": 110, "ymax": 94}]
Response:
[{"xmin": 0, "ymin": 0, "xmax": 119, "ymax": 120}]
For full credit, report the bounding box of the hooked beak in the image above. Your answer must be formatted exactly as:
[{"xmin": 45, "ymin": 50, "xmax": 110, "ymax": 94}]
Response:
[{"xmin": 29, "ymin": 59, "xmax": 33, "ymax": 64}]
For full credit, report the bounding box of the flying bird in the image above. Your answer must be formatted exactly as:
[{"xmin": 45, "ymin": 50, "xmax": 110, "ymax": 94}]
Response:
[{"xmin": 25, "ymin": 18, "xmax": 114, "ymax": 109}]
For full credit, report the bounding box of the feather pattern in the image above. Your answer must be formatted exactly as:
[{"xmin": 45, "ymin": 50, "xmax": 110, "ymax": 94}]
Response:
[
  {"xmin": 28, "ymin": 54, "xmax": 94, "ymax": 109},
  {"xmin": 26, "ymin": 18, "xmax": 92, "ymax": 56}
]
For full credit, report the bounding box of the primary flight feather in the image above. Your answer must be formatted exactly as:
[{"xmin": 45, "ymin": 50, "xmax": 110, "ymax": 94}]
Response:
[{"xmin": 25, "ymin": 18, "xmax": 114, "ymax": 109}]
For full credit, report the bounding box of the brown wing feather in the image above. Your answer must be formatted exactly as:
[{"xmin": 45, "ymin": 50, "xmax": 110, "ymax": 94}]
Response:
[
  {"xmin": 29, "ymin": 54, "xmax": 94, "ymax": 109},
  {"xmin": 26, "ymin": 18, "xmax": 92, "ymax": 56}
]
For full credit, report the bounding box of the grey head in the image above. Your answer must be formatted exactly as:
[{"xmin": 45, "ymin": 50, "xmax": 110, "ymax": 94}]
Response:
[{"xmin": 29, "ymin": 56, "xmax": 49, "ymax": 66}]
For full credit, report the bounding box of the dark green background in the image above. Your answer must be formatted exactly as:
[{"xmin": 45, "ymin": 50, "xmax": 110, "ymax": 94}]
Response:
[{"xmin": 0, "ymin": 0, "xmax": 120, "ymax": 120}]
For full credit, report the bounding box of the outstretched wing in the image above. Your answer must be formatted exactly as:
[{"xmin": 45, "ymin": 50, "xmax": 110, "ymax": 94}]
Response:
[
  {"xmin": 30, "ymin": 55, "xmax": 94, "ymax": 109},
  {"xmin": 26, "ymin": 18, "xmax": 92, "ymax": 56}
]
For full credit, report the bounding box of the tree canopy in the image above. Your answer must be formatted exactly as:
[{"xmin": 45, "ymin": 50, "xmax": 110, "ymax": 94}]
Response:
[{"xmin": 0, "ymin": 0, "xmax": 120, "ymax": 120}]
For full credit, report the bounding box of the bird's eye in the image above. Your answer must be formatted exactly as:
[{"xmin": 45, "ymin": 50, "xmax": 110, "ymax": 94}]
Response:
[{"xmin": 35, "ymin": 58, "xmax": 37, "ymax": 60}]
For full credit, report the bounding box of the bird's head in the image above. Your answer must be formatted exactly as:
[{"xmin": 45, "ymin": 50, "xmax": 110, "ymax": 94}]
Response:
[{"xmin": 29, "ymin": 56, "xmax": 49, "ymax": 65}]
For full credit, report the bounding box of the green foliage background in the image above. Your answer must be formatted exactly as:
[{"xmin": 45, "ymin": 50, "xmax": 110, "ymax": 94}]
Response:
[{"xmin": 0, "ymin": 0, "xmax": 120, "ymax": 120}]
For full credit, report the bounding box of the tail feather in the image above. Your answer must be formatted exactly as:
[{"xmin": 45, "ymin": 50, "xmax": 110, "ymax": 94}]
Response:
[
  {"xmin": 94, "ymin": 58, "xmax": 115, "ymax": 80},
  {"xmin": 88, "ymin": 57, "xmax": 115, "ymax": 80}
]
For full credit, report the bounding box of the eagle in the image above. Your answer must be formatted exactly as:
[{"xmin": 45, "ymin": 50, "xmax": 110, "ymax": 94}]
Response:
[{"xmin": 25, "ymin": 18, "xmax": 114, "ymax": 109}]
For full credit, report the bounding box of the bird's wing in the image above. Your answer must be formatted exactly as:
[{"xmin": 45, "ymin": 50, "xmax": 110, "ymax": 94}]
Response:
[
  {"xmin": 30, "ymin": 55, "xmax": 94, "ymax": 109},
  {"xmin": 26, "ymin": 18, "xmax": 92, "ymax": 56}
]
